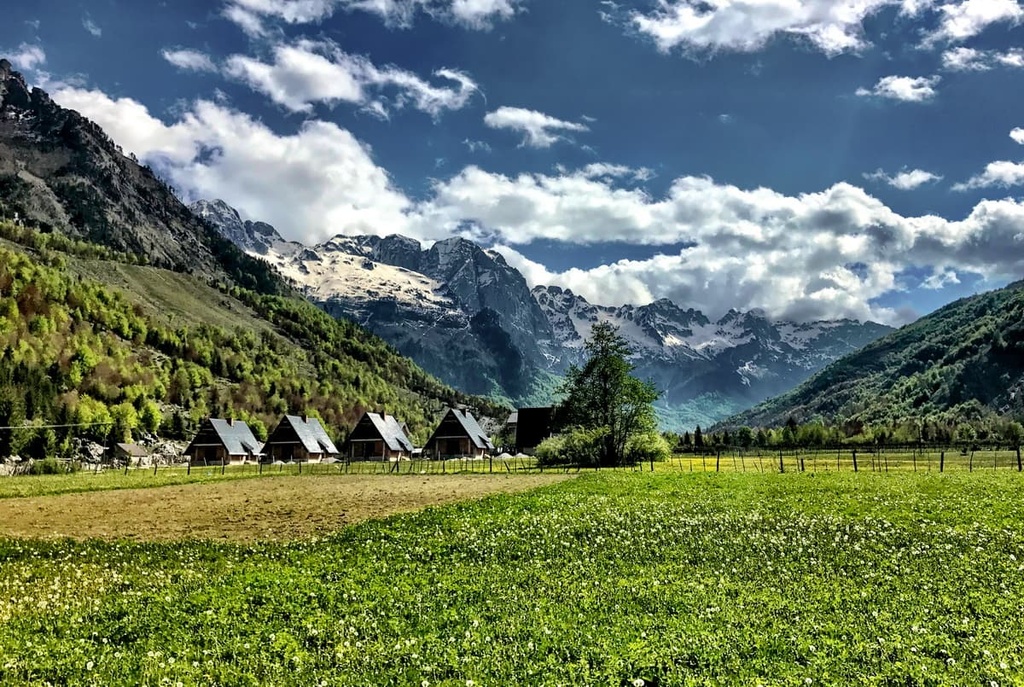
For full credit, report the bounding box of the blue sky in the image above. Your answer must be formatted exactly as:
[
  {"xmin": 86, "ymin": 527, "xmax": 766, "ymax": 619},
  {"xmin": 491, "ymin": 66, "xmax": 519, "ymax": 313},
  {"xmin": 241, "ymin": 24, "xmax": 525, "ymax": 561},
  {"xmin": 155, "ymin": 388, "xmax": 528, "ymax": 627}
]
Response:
[{"xmin": 2, "ymin": 0, "xmax": 1024, "ymax": 324}]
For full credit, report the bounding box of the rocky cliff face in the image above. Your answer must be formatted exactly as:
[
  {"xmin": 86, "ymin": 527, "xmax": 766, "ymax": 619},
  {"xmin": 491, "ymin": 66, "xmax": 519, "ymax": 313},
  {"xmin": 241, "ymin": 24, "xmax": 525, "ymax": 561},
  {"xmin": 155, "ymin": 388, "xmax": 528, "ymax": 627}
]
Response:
[
  {"xmin": 0, "ymin": 61, "xmax": 223, "ymax": 274},
  {"xmin": 195, "ymin": 199, "xmax": 894, "ymax": 429}
]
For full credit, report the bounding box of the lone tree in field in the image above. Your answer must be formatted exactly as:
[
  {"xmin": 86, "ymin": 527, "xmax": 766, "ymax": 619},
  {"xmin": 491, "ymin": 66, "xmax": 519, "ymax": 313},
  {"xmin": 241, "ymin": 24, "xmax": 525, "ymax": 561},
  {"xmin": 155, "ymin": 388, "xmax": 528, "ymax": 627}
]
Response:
[{"xmin": 554, "ymin": 322, "xmax": 660, "ymax": 467}]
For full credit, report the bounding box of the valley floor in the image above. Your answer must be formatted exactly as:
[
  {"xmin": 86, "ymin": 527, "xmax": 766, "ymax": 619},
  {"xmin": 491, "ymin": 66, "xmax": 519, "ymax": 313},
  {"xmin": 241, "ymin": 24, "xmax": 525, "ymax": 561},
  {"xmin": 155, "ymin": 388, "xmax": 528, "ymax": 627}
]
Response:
[{"xmin": 2, "ymin": 472, "xmax": 1023, "ymax": 685}]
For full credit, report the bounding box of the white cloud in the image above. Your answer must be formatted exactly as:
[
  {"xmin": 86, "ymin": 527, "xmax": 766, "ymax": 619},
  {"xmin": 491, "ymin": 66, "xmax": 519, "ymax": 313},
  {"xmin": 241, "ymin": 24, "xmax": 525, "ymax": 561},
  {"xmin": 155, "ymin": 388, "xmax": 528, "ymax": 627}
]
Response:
[
  {"xmin": 223, "ymin": 39, "xmax": 478, "ymax": 117},
  {"xmin": 953, "ymin": 161, "xmax": 1024, "ymax": 190},
  {"xmin": 483, "ymin": 106, "xmax": 589, "ymax": 148},
  {"xmin": 50, "ymin": 87, "xmax": 412, "ymax": 244},
  {"xmin": 856, "ymin": 75, "xmax": 940, "ymax": 102},
  {"xmin": 223, "ymin": 5, "xmax": 267, "ymax": 35},
  {"xmin": 630, "ymin": 0, "xmax": 909, "ymax": 56},
  {"xmin": 995, "ymin": 48, "xmax": 1024, "ymax": 68},
  {"xmin": 922, "ymin": 267, "xmax": 960, "ymax": 289},
  {"xmin": 926, "ymin": 0, "xmax": 1023, "ymax": 44},
  {"xmin": 941, "ymin": 46, "xmax": 989, "ymax": 71},
  {"xmin": 463, "ymin": 138, "xmax": 492, "ymax": 153},
  {"xmin": 416, "ymin": 168, "xmax": 1024, "ymax": 323},
  {"xmin": 223, "ymin": 0, "xmax": 522, "ymax": 29},
  {"xmin": 161, "ymin": 49, "xmax": 218, "ymax": 73},
  {"xmin": 1011, "ymin": 128, "xmax": 1024, "ymax": 145},
  {"xmin": 6, "ymin": 43, "xmax": 46, "ymax": 71},
  {"xmin": 864, "ymin": 168, "xmax": 943, "ymax": 190},
  {"xmin": 45, "ymin": 82, "xmax": 1024, "ymax": 324},
  {"xmin": 82, "ymin": 17, "xmax": 103, "ymax": 37},
  {"xmin": 941, "ymin": 46, "xmax": 1024, "ymax": 70}
]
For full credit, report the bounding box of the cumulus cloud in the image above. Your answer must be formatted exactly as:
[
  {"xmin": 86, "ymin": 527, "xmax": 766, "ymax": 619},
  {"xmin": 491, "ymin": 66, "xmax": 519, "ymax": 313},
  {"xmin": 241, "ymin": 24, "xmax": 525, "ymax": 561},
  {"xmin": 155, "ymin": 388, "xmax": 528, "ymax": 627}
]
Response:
[
  {"xmin": 941, "ymin": 46, "xmax": 989, "ymax": 71},
  {"xmin": 925, "ymin": 0, "xmax": 1023, "ymax": 44},
  {"xmin": 953, "ymin": 161, "xmax": 1024, "ymax": 190},
  {"xmin": 1012, "ymin": 128, "xmax": 1024, "ymax": 145},
  {"xmin": 51, "ymin": 87, "xmax": 412, "ymax": 244},
  {"xmin": 161, "ymin": 49, "xmax": 218, "ymax": 72},
  {"xmin": 223, "ymin": 39, "xmax": 477, "ymax": 116},
  {"xmin": 483, "ymin": 106, "xmax": 589, "ymax": 148},
  {"xmin": 856, "ymin": 75, "xmax": 940, "ymax": 102},
  {"xmin": 5, "ymin": 43, "xmax": 46, "ymax": 71},
  {"xmin": 922, "ymin": 267, "xmax": 960, "ymax": 289},
  {"xmin": 222, "ymin": 0, "xmax": 522, "ymax": 29},
  {"xmin": 416, "ymin": 168, "xmax": 1024, "ymax": 323},
  {"xmin": 864, "ymin": 168, "xmax": 943, "ymax": 190},
  {"xmin": 628, "ymin": 0, "xmax": 1023, "ymax": 57},
  {"xmin": 629, "ymin": 0, "xmax": 903, "ymax": 55},
  {"xmin": 942, "ymin": 46, "xmax": 1024, "ymax": 70},
  {"xmin": 45, "ymin": 82, "xmax": 1024, "ymax": 324}
]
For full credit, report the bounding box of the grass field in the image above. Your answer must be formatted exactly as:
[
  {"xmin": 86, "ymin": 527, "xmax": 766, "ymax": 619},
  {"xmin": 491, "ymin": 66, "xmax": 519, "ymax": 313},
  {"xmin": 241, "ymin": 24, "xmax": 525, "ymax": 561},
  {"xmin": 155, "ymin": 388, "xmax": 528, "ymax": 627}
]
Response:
[{"xmin": 2, "ymin": 471, "xmax": 1024, "ymax": 685}]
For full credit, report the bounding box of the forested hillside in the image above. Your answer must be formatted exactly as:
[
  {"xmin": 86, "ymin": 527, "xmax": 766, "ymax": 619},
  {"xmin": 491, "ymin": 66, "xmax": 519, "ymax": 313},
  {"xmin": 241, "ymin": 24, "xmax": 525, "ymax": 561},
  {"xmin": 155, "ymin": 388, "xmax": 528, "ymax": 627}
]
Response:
[
  {"xmin": 0, "ymin": 224, "xmax": 505, "ymax": 460},
  {"xmin": 722, "ymin": 280, "xmax": 1024, "ymax": 430}
]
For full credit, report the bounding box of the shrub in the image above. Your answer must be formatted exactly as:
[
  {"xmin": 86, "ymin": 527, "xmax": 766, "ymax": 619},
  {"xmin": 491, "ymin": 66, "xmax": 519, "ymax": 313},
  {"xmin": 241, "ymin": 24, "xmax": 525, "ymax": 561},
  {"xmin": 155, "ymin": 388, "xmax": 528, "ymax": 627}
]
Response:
[
  {"xmin": 28, "ymin": 458, "xmax": 79, "ymax": 475},
  {"xmin": 624, "ymin": 431, "xmax": 671, "ymax": 465}
]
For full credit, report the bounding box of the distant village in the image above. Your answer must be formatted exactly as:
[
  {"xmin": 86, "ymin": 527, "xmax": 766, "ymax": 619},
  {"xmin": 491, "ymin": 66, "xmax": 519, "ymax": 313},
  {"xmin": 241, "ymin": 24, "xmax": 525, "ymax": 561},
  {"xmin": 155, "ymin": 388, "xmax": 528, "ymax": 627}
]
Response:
[{"xmin": 165, "ymin": 407, "xmax": 551, "ymax": 466}]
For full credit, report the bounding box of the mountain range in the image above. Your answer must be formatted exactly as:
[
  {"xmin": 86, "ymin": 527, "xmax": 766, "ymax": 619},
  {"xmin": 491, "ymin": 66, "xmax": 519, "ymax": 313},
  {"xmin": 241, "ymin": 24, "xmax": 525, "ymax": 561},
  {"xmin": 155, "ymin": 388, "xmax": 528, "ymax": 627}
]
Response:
[
  {"xmin": 720, "ymin": 279, "xmax": 1024, "ymax": 429},
  {"xmin": 193, "ymin": 198, "xmax": 893, "ymax": 429}
]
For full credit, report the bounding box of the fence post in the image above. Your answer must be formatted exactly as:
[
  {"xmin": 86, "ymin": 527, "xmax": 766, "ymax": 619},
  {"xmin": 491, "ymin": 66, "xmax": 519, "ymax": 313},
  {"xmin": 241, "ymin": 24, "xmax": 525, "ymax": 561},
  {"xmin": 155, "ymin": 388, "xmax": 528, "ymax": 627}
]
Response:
[
  {"xmin": 221, "ymin": 460, "xmax": 226, "ymax": 475},
  {"xmin": 778, "ymin": 450, "xmax": 784, "ymax": 473},
  {"xmin": 969, "ymin": 451, "xmax": 973, "ymax": 472},
  {"xmin": 1017, "ymin": 446, "xmax": 1022, "ymax": 472},
  {"xmin": 153, "ymin": 461, "xmax": 158, "ymax": 476},
  {"xmin": 799, "ymin": 454, "xmax": 805, "ymax": 473},
  {"xmin": 852, "ymin": 450, "xmax": 858, "ymax": 473},
  {"xmin": 715, "ymin": 451, "xmax": 720, "ymax": 472},
  {"xmin": 187, "ymin": 461, "xmax": 191, "ymax": 476},
  {"xmin": 940, "ymin": 451, "xmax": 945, "ymax": 473}
]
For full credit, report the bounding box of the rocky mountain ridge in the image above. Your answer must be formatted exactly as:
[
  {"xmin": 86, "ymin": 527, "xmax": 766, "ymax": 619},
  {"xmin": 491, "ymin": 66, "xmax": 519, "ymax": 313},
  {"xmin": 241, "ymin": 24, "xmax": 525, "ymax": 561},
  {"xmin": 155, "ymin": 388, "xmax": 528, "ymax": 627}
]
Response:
[{"xmin": 195, "ymin": 198, "xmax": 894, "ymax": 429}]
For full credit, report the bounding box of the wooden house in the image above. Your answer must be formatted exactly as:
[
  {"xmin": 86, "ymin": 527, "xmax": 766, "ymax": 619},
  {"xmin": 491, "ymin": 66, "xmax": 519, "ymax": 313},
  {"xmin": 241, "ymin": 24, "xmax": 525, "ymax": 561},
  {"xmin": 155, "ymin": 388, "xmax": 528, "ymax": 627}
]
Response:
[
  {"xmin": 114, "ymin": 443, "xmax": 149, "ymax": 465},
  {"xmin": 514, "ymin": 407, "xmax": 555, "ymax": 454},
  {"xmin": 264, "ymin": 415, "xmax": 339, "ymax": 463},
  {"xmin": 183, "ymin": 418, "xmax": 263, "ymax": 465},
  {"xmin": 423, "ymin": 408, "xmax": 494, "ymax": 459},
  {"xmin": 344, "ymin": 412, "xmax": 415, "ymax": 461}
]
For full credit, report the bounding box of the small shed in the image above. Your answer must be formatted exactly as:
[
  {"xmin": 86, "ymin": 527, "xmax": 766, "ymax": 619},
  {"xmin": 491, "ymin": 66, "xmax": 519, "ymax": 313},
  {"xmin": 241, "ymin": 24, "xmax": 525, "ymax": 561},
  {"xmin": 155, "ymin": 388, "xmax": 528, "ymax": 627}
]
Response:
[
  {"xmin": 183, "ymin": 418, "xmax": 263, "ymax": 465},
  {"xmin": 514, "ymin": 407, "xmax": 555, "ymax": 454},
  {"xmin": 264, "ymin": 415, "xmax": 339, "ymax": 463},
  {"xmin": 344, "ymin": 412, "xmax": 415, "ymax": 461},
  {"xmin": 115, "ymin": 443, "xmax": 149, "ymax": 465},
  {"xmin": 423, "ymin": 408, "xmax": 494, "ymax": 459}
]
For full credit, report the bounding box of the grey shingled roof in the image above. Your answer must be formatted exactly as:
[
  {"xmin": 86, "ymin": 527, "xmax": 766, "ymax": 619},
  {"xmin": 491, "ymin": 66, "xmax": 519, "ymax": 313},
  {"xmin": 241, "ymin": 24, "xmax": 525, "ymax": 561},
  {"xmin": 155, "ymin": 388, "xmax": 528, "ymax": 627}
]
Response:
[
  {"xmin": 283, "ymin": 415, "xmax": 339, "ymax": 455},
  {"xmin": 367, "ymin": 413, "xmax": 414, "ymax": 453},
  {"xmin": 452, "ymin": 409, "xmax": 495, "ymax": 451},
  {"xmin": 116, "ymin": 443, "xmax": 149, "ymax": 457},
  {"xmin": 209, "ymin": 419, "xmax": 264, "ymax": 456},
  {"xmin": 506, "ymin": 411, "xmax": 518, "ymax": 426}
]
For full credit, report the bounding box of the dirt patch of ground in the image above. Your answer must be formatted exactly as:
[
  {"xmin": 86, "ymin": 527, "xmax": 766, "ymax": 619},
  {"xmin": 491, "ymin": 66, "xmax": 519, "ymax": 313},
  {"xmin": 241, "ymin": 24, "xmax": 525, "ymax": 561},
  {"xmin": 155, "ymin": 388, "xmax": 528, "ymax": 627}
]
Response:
[{"xmin": 0, "ymin": 474, "xmax": 570, "ymax": 542}]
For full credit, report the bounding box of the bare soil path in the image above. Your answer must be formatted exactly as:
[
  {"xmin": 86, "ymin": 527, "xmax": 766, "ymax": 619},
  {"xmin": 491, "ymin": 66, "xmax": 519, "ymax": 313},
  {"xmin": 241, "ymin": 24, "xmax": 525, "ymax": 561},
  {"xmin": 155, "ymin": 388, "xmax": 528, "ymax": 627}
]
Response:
[{"xmin": 0, "ymin": 474, "xmax": 570, "ymax": 542}]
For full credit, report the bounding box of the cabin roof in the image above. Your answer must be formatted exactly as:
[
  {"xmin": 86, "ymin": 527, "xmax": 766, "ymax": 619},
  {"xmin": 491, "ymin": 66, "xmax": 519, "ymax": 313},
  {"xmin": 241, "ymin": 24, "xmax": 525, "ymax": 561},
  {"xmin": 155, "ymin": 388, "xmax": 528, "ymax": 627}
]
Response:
[
  {"xmin": 275, "ymin": 415, "xmax": 339, "ymax": 455},
  {"xmin": 116, "ymin": 443, "xmax": 148, "ymax": 457},
  {"xmin": 208, "ymin": 419, "xmax": 264, "ymax": 456},
  {"xmin": 432, "ymin": 408, "xmax": 494, "ymax": 451},
  {"xmin": 506, "ymin": 411, "xmax": 518, "ymax": 426},
  {"xmin": 365, "ymin": 412, "xmax": 415, "ymax": 452}
]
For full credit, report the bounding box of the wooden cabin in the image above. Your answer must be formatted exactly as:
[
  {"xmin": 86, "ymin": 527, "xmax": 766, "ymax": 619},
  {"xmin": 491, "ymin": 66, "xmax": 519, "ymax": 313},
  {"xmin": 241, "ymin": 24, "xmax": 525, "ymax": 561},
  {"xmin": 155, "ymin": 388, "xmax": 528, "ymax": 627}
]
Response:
[
  {"xmin": 184, "ymin": 418, "xmax": 263, "ymax": 465},
  {"xmin": 344, "ymin": 412, "xmax": 415, "ymax": 461},
  {"xmin": 264, "ymin": 415, "xmax": 339, "ymax": 463},
  {"xmin": 423, "ymin": 408, "xmax": 494, "ymax": 459}
]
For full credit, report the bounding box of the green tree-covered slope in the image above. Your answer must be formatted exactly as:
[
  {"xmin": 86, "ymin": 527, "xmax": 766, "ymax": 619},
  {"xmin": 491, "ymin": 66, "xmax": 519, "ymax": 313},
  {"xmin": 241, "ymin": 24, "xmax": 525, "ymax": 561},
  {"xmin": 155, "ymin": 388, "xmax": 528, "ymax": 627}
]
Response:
[
  {"xmin": 721, "ymin": 280, "xmax": 1024, "ymax": 429},
  {"xmin": 0, "ymin": 229, "xmax": 505, "ymax": 459}
]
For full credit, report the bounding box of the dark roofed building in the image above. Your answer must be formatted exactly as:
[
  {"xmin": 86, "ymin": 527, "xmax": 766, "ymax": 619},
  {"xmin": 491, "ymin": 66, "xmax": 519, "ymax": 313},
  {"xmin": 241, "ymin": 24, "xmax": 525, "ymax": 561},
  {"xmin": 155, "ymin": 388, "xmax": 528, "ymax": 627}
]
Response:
[
  {"xmin": 514, "ymin": 407, "xmax": 555, "ymax": 454},
  {"xmin": 344, "ymin": 412, "xmax": 415, "ymax": 461},
  {"xmin": 114, "ymin": 443, "xmax": 149, "ymax": 465},
  {"xmin": 424, "ymin": 408, "xmax": 495, "ymax": 459},
  {"xmin": 264, "ymin": 415, "xmax": 339, "ymax": 463},
  {"xmin": 184, "ymin": 418, "xmax": 263, "ymax": 465}
]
